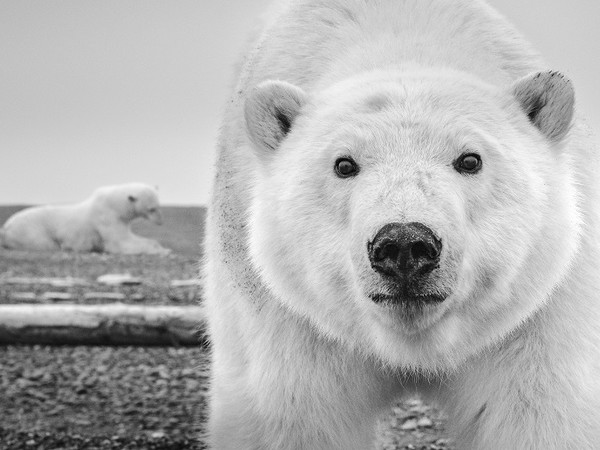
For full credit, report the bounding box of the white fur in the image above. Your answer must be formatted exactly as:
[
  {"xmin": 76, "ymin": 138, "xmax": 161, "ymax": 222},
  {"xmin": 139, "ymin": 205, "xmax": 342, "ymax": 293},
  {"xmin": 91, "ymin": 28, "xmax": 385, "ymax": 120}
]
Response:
[
  {"xmin": 205, "ymin": 0, "xmax": 600, "ymax": 448},
  {"xmin": 1, "ymin": 183, "xmax": 170, "ymax": 255}
]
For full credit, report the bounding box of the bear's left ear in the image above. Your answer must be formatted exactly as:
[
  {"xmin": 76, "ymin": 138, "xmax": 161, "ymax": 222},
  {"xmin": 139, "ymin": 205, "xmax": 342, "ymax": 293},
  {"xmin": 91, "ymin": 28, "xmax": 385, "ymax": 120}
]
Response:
[
  {"xmin": 128, "ymin": 195, "xmax": 137, "ymax": 203},
  {"xmin": 512, "ymin": 70, "xmax": 575, "ymax": 142},
  {"xmin": 244, "ymin": 80, "xmax": 308, "ymax": 156}
]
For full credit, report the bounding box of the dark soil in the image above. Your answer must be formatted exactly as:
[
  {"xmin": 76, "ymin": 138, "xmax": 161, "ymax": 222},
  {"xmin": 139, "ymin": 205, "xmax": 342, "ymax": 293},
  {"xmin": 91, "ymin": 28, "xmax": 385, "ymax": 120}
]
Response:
[
  {"xmin": 0, "ymin": 346, "xmax": 207, "ymax": 450},
  {"xmin": 0, "ymin": 430, "xmax": 202, "ymax": 450}
]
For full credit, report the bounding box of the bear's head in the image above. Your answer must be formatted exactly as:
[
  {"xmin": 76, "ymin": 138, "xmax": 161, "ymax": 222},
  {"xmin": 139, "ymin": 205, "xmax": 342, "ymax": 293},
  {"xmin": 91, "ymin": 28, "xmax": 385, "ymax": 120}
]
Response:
[
  {"xmin": 127, "ymin": 184, "xmax": 163, "ymax": 225},
  {"xmin": 244, "ymin": 69, "xmax": 580, "ymax": 371}
]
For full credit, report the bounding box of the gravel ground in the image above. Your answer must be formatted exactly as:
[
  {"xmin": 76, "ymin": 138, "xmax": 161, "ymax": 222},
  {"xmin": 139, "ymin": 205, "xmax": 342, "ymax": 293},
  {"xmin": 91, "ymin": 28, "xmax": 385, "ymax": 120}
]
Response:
[
  {"xmin": 0, "ymin": 346, "xmax": 208, "ymax": 450},
  {"xmin": 0, "ymin": 429, "xmax": 203, "ymax": 450}
]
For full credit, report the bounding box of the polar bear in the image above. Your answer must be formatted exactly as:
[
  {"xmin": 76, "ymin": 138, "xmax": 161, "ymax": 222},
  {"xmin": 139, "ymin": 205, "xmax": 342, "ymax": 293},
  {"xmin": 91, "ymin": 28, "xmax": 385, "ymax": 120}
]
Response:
[
  {"xmin": 1, "ymin": 182, "xmax": 170, "ymax": 255},
  {"xmin": 204, "ymin": 0, "xmax": 600, "ymax": 449}
]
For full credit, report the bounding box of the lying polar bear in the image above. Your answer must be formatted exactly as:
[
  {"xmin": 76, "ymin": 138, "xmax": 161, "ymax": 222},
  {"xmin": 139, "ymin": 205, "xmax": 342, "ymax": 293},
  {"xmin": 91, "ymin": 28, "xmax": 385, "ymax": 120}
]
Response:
[{"xmin": 1, "ymin": 183, "xmax": 170, "ymax": 255}]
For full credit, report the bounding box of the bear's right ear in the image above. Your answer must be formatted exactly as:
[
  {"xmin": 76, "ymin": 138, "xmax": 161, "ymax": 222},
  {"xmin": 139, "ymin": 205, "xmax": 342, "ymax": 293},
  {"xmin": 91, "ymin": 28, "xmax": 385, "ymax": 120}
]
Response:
[
  {"xmin": 511, "ymin": 70, "xmax": 575, "ymax": 142},
  {"xmin": 244, "ymin": 80, "xmax": 308, "ymax": 156}
]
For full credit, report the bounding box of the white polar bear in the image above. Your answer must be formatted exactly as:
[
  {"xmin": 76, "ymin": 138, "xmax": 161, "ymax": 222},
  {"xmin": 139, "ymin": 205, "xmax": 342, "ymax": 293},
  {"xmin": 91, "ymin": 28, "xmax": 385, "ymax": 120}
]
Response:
[
  {"xmin": 1, "ymin": 182, "xmax": 170, "ymax": 255},
  {"xmin": 205, "ymin": 0, "xmax": 600, "ymax": 449}
]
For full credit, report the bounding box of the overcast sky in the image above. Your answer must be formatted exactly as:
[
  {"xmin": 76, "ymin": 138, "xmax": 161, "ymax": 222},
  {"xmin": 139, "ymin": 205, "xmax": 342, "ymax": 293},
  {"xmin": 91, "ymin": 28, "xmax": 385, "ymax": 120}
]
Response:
[{"xmin": 1, "ymin": 0, "xmax": 598, "ymax": 205}]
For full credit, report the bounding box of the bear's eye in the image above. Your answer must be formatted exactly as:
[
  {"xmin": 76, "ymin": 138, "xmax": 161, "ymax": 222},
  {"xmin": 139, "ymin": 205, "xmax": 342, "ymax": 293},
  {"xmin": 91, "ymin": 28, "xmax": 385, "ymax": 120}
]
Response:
[
  {"xmin": 454, "ymin": 153, "xmax": 482, "ymax": 174},
  {"xmin": 334, "ymin": 157, "xmax": 359, "ymax": 178}
]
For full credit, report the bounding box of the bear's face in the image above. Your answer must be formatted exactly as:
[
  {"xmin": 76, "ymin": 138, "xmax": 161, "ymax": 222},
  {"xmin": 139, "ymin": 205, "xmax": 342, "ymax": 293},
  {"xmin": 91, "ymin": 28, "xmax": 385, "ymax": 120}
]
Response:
[
  {"xmin": 128, "ymin": 187, "xmax": 163, "ymax": 225},
  {"xmin": 245, "ymin": 70, "xmax": 579, "ymax": 370}
]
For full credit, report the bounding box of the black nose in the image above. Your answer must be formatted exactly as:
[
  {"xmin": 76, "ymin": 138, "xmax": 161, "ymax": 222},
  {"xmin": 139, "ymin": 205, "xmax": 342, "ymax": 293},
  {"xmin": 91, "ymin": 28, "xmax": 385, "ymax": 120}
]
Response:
[{"xmin": 368, "ymin": 222, "xmax": 442, "ymax": 280}]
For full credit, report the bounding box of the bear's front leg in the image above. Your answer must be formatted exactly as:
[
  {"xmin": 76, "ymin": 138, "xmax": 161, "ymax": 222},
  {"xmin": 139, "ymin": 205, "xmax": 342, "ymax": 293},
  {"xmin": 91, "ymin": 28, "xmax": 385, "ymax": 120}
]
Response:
[{"xmin": 206, "ymin": 293, "xmax": 401, "ymax": 450}]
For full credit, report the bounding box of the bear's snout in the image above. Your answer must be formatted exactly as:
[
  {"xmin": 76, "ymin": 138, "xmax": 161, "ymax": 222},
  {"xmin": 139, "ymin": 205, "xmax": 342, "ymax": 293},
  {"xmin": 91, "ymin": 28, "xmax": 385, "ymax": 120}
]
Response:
[{"xmin": 368, "ymin": 222, "xmax": 442, "ymax": 285}]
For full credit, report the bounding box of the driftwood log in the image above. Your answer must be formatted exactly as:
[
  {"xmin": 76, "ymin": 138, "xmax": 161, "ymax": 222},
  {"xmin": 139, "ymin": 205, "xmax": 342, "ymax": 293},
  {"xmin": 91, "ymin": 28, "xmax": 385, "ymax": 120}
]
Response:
[{"xmin": 0, "ymin": 304, "xmax": 206, "ymax": 346}]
